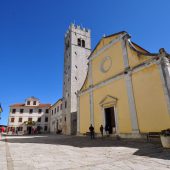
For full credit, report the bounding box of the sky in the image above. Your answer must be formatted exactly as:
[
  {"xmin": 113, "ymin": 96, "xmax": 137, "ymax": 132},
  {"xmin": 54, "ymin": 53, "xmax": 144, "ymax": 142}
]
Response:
[{"xmin": 1, "ymin": 0, "xmax": 170, "ymax": 125}]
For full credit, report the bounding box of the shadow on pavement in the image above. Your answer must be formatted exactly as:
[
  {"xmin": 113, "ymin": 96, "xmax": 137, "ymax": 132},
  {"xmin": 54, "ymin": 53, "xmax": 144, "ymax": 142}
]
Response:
[{"xmin": 1, "ymin": 134, "xmax": 170, "ymax": 160}]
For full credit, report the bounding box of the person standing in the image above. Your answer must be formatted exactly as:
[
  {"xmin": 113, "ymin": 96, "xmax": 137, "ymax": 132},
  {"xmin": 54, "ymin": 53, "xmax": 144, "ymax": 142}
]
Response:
[
  {"xmin": 100, "ymin": 125, "xmax": 104, "ymax": 137},
  {"xmin": 89, "ymin": 124, "xmax": 95, "ymax": 139}
]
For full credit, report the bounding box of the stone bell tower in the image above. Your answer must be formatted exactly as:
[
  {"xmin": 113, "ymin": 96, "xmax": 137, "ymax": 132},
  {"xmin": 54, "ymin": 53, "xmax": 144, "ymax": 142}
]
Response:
[{"xmin": 62, "ymin": 24, "xmax": 91, "ymax": 135}]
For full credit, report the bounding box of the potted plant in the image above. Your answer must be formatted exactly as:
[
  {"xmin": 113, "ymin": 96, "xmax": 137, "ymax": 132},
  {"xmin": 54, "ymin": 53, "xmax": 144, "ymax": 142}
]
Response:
[{"xmin": 160, "ymin": 128, "xmax": 170, "ymax": 148}]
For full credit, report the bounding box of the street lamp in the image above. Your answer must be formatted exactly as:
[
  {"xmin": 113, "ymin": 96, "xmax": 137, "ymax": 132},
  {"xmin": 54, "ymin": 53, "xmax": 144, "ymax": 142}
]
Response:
[{"xmin": 0, "ymin": 103, "xmax": 3, "ymax": 120}]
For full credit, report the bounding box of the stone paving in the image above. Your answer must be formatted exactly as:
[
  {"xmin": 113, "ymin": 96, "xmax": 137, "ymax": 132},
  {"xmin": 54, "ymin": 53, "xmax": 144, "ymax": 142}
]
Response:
[{"xmin": 0, "ymin": 133, "xmax": 170, "ymax": 170}]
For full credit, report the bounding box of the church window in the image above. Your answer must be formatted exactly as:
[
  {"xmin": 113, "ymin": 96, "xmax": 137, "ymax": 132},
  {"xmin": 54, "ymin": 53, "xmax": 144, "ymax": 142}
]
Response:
[
  {"xmin": 75, "ymin": 52, "xmax": 77, "ymax": 55},
  {"xmin": 82, "ymin": 40, "xmax": 85, "ymax": 48},
  {"xmin": 75, "ymin": 76, "xmax": 77, "ymax": 80},
  {"xmin": 27, "ymin": 101, "xmax": 30, "ymax": 105},
  {"xmin": 75, "ymin": 65, "xmax": 77, "ymax": 69},
  {"xmin": 33, "ymin": 101, "xmax": 36, "ymax": 105},
  {"xmin": 66, "ymin": 41, "xmax": 70, "ymax": 50},
  {"xmin": 77, "ymin": 38, "xmax": 81, "ymax": 46}
]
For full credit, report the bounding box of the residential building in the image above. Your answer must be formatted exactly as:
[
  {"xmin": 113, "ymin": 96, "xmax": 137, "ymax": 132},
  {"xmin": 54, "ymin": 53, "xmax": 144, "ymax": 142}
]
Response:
[
  {"xmin": 49, "ymin": 99, "xmax": 62, "ymax": 134},
  {"xmin": 62, "ymin": 24, "xmax": 91, "ymax": 135},
  {"xmin": 77, "ymin": 31, "xmax": 170, "ymax": 138},
  {"xmin": 8, "ymin": 97, "xmax": 51, "ymax": 134}
]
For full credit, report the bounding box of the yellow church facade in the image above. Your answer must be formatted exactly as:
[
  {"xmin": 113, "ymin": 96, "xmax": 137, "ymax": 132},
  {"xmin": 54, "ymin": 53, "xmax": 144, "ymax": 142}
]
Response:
[{"xmin": 77, "ymin": 31, "xmax": 170, "ymax": 137}]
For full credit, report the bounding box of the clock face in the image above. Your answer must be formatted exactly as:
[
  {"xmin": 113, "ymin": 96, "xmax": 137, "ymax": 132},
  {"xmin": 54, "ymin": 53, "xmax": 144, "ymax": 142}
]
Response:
[{"xmin": 100, "ymin": 56, "xmax": 112, "ymax": 73}]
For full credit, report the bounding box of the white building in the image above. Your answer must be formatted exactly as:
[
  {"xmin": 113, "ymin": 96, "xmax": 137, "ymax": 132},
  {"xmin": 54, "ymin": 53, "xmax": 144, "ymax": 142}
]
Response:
[
  {"xmin": 49, "ymin": 99, "xmax": 62, "ymax": 134},
  {"xmin": 62, "ymin": 24, "xmax": 91, "ymax": 135},
  {"xmin": 8, "ymin": 97, "xmax": 51, "ymax": 134}
]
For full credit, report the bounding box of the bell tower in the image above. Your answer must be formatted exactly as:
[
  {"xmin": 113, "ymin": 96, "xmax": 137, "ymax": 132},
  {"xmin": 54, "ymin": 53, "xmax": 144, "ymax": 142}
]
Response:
[{"xmin": 62, "ymin": 24, "xmax": 91, "ymax": 135}]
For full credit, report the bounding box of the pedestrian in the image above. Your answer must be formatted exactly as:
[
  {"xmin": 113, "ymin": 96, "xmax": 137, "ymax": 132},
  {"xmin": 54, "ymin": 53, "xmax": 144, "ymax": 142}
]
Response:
[
  {"xmin": 100, "ymin": 125, "xmax": 104, "ymax": 137},
  {"xmin": 89, "ymin": 124, "xmax": 95, "ymax": 139}
]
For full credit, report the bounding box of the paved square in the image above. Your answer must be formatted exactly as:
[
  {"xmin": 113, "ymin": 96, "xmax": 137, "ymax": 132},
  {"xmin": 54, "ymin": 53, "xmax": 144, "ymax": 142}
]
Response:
[{"xmin": 0, "ymin": 134, "xmax": 170, "ymax": 170}]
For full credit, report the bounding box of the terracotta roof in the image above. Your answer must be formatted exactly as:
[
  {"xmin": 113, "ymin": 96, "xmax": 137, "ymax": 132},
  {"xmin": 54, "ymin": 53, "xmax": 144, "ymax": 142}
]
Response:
[{"xmin": 10, "ymin": 103, "xmax": 51, "ymax": 108}]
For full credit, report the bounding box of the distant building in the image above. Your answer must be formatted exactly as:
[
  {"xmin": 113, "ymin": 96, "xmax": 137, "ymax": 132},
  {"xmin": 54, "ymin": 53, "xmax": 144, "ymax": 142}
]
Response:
[
  {"xmin": 78, "ymin": 31, "xmax": 170, "ymax": 137},
  {"xmin": 8, "ymin": 97, "xmax": 51, "ymax": 135},
  {"xmin": 49, "ymin": 99, "xmax": 62, "ymax": 134},
  {"xmin": 62, "ymin": 24, "xmax": 91, "ymax": 135}
]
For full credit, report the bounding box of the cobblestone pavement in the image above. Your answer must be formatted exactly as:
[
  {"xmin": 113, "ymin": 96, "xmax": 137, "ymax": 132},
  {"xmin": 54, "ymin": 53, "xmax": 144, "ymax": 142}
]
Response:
[{"xmin": 0, "ymin": 134, "xmax": 170, "ymax": 170}]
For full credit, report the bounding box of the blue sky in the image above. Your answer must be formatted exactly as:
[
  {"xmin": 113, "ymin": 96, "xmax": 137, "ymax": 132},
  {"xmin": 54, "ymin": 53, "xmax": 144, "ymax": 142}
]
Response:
[{"xmin": 1, "ymin": 0, "xmax": 170, "ymax": 125}]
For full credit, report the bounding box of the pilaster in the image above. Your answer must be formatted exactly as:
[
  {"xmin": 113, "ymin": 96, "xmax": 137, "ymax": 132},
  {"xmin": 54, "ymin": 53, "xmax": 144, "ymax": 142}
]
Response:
[
  {"xmin": 158, "ymin": 48, "xmax": 170, "ymax": 115},
  {"xmin": 121, "ymin": 36, "xmax": 139, "ymax": 134},
  {"xmin": 89, "ymin": 60, "xmax": 94, "ymax": 126}
]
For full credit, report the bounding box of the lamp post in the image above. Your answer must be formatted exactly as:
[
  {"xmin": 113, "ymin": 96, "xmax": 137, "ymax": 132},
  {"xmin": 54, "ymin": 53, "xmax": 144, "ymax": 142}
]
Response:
[{"xmin": 0, "ymin": 103, "xmax": 2, "ymax": 120}]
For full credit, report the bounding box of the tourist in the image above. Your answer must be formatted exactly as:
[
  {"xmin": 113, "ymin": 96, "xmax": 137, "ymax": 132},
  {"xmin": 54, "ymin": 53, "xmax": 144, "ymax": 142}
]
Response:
[{"xmin": 89, "ymin": 124, "xmax": 95, "ymax": 139}]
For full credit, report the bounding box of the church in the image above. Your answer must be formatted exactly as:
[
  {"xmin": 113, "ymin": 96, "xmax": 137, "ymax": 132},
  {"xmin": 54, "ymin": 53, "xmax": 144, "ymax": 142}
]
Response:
[{"xmin": 77, "ymin": 31, "xmax": 170, "ymax": 137}]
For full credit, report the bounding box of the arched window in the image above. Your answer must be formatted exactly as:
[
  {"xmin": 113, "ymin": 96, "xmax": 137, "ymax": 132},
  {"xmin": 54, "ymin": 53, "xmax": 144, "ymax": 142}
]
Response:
[
  {"xmin": 77, "ymin": 38, "xmax": 81, "ymax": 46},
  {"xmin": 82, "ymin": 40, "xmax": 85, "ymax": 48},
  {"xmin": 65, "ymin": 40, "xmax": 70, "ymax": 50}
]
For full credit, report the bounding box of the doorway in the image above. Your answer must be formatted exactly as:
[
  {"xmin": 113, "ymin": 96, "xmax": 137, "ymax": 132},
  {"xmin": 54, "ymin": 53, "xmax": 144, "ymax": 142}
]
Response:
[
  {"xmin": 104, "ymin": 107, "xmax": 116, "ymax": 134},
  {"xmin": 27, "ymin": 126, "xmax": 32, "ymax": 134}
]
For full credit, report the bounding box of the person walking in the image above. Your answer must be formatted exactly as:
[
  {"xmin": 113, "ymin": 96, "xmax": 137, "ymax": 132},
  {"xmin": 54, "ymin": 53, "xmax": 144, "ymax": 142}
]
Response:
[
  {"xmin": 100, "ymin": 125, "xmax": 104, "ymax": 137},
  {"xmin": 89, "ymin": 124, "xmax": 95, "ymax": 139}
]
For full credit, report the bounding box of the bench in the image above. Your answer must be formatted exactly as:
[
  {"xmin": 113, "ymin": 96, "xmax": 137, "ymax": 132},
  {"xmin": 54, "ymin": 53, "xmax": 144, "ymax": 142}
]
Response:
[
  {"xmin": 147, "ymin": 132, "xmax": 160, "ymax": 142},
  {"xmin": 83, "ymin": 132, "xmax": 96, "ymax": 137},
  {"xmin": 83, "ymin": 132, "xmax": 92, "ymax": 136}
]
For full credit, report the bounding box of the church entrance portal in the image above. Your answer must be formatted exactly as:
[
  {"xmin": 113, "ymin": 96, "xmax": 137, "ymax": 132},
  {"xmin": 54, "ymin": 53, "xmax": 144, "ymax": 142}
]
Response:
[{"xmin": 104, "ymin": 107, "xmax": 116, "ymax": 134}]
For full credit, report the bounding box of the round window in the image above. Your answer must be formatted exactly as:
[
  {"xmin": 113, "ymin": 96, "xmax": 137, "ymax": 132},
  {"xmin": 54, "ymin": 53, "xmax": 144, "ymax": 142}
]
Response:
[{"xmin": 100, "ymin": 56, "xmax": 112, "ymax": 73}]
